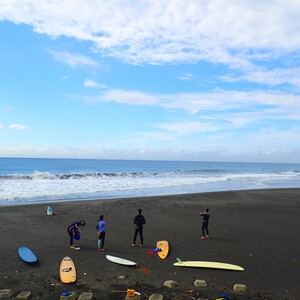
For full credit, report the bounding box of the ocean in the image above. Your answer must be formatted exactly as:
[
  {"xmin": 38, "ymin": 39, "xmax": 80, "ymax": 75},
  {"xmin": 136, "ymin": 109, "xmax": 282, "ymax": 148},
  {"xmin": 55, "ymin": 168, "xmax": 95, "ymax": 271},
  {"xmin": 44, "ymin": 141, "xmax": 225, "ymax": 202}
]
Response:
[{"xmin": 0, "ymin": 157, "xmax": 299, "ymax": 206}]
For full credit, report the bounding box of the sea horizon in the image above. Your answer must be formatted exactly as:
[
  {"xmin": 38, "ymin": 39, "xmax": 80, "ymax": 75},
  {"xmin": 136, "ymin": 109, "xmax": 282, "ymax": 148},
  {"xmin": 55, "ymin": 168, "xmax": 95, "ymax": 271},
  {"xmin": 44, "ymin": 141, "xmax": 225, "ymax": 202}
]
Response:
[{"xmin": 1, "ymin": 155, "xmax": 300, "ymax": 163}]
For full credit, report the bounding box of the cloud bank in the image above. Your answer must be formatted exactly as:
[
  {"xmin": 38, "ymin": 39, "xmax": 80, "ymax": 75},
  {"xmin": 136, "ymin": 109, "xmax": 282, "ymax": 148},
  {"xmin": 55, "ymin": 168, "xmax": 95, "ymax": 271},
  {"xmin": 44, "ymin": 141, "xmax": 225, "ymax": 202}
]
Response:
[{"xmin": 1, "ymin": 0, "xmax": 300, "ymax": 67}]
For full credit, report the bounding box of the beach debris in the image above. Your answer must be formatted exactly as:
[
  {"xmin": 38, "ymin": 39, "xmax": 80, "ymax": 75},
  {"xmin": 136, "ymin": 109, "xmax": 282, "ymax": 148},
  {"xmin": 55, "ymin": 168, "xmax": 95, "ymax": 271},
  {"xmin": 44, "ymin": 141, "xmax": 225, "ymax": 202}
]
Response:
[
  {"xmin": 233, "ymin": 284, "xmax": 248, "ymax": 292},
  {"xmin": 216, "ymin": 292, "xmax": 230, "ymax": 300},
  {"xmin": 125, "ymin": 294, "xmax": 141, "ymax": 300},
  {"xmin": 193, "ymin": 279, "xmax": 207, "ymax": 288},
  {"xmin": 16, "ymin": 291, "xmax": 31, "ymax": 299},
  {"xmin": 149, "ymin": 294, "xmax": 163, "ymax": 300},
  {"xmin": 118, "ymin": 275, "xmax": 126, "ymax": 279},
  {"xmin": 219, "ymin": 292, "xmax": 230, "ymax": 299},
  {"xmin": 59, "ymin": 291, "xmax": 77, "ymax": 300},
  {"xmin": 127, "ymin": 289, "xmax": 141, "ymax": 297},
  {"xmin": 184, "ymin": 289, "xmax": 195, "ymax": 293},
  {"xmin": 47, "ymin": 206, "xmax": 53, "ymax": 215},
  {"xmin": 135, "ymin": 265, "xmax": 151, "ymax": 274},
  {"xmin": 163, "ymin": 280, "xmax": 178, "ymax": 288},
  {"xmin": 112, "ymin": 289, "xmax": 141, "ymax": 299},
  {"xmin": 74, "ymin": 247, "xmax": 81, "ymax": 250},
  {"xmin": 78, "ymin": 292, "xmax": 93, "ymax": 300},
  {"xmin": 0, "ymin": 288, "xmax": 14, "ymax": 298}
]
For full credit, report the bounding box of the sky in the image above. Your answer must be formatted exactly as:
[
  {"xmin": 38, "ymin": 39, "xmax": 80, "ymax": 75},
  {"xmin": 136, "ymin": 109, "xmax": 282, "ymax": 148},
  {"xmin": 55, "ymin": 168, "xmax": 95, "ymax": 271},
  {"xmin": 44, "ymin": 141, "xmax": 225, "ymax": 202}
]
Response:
[{"xmin": 1, "ymin": 1, "xmax": 300, "ymax": 163}]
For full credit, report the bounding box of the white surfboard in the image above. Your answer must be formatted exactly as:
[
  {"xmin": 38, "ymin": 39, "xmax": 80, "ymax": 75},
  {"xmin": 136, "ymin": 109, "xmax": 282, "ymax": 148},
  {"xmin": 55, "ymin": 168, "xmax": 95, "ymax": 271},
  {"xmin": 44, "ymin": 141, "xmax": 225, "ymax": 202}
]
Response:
[
  {"xmin": 106, "ymin": 255, "xmax": 137, "ymax": 266},
  {"xmin": 174, "ymin": 258, "xmax": 244, "ymax": 271}
]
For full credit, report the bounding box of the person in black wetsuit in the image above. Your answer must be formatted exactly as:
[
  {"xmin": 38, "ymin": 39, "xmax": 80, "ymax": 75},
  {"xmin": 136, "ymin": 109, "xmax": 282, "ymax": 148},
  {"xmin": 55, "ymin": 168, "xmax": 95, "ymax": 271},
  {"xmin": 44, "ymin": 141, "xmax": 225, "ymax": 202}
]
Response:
[
  {"xmin": 200, "ymin": 208, "xmax": 210, "ymax": 240},
  {"xmin": 67, "ymin": 220, "xmax": 85, "ymax": 248},
  {"xmin": 132, "ymin": 208, "xmax": 146, "ymax": 247}
]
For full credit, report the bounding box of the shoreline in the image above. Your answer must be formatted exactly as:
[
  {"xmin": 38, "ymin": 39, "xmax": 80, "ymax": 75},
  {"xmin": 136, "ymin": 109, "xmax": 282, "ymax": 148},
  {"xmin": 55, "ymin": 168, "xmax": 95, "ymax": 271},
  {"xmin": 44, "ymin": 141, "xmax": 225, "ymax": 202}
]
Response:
[
  {"xmin": 1, "ymin": 188, "xmax": 300, "ymax": 299},
  {"xmin": 2, "ymin": 186, "xmax": 300, "ymax": 208}
]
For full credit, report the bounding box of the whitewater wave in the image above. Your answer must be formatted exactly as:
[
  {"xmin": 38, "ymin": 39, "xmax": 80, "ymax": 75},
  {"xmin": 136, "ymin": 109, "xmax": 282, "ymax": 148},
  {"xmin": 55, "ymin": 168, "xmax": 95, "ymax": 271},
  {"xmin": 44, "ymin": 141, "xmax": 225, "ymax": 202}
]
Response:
[
  {"xmin": 0, "ymin": 169, "xmax": 225, "ymax": 180},
  {"xmin": 0, "ymin": 169, "xmax": 299, "ymax": 206}
]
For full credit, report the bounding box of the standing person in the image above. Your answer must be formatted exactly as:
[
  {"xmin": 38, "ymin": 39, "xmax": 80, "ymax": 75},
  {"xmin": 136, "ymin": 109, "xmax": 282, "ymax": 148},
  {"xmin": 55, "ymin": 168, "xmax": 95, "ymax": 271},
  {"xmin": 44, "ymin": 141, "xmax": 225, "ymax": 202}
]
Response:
[
  {"xmin": 67, "ymin": 220, "xmax": 85, "ymax": 249},
  {"xmin": 132, "ymin": 208, "xmax": 146, "ymax": 247},
  {"xmin": 96, "ymin": 215, "xmax": 106, "ymax": 252},
  {"xmin": 200, "ymin": 208, "xmax": 210, "ymax": 240}
]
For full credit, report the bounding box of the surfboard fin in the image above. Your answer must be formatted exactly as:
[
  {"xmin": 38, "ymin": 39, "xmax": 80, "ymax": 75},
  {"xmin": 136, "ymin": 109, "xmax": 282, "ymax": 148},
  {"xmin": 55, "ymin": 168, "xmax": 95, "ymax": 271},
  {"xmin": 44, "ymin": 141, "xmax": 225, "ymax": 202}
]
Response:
[{"xmin": 176, "ymin": 258, "xmax": 182, "ymax": 263}]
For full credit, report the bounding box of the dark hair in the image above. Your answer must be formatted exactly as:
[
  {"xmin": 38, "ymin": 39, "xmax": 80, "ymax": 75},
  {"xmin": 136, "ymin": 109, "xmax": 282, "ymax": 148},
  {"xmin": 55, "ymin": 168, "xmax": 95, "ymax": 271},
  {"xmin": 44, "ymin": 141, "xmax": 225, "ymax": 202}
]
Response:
[
  {"xmin": 99, "ymin": 215, "xmax": 104, "ymax": 221},
  {"xmin": 205, "ymin": 208, "xmax": 209, "ymax": 212},
  {"xmin": 80, "ymin": 220, "xmax": 86, "ymax": 226},
  {"xmin": 137, "ymin": 209, "xmax": 142, "ymax": 214}
]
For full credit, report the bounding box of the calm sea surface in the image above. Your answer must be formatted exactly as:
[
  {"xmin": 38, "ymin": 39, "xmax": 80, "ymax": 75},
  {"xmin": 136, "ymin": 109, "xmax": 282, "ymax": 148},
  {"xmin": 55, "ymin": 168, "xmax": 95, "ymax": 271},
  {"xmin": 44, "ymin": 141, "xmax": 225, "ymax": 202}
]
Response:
[{"xmin": 0, "ymin": 157, "xmax": 299, "ymax": 206}]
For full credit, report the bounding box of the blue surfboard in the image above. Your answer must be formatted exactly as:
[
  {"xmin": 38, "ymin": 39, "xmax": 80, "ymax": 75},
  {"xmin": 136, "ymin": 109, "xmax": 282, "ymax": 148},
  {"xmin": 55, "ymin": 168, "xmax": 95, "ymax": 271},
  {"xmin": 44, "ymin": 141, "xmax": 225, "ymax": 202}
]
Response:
[{"xmin": 18, "ymin": 247, "xmax": 38, "ymax": 263}]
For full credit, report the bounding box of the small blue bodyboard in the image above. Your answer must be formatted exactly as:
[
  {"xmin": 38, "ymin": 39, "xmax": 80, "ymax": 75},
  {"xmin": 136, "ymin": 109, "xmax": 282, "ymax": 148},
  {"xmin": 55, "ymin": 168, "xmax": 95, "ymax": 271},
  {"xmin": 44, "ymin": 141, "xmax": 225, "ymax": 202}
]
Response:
[{"xmin": 18, "ymin": 247, "xmax": 38, "ymax": 263}]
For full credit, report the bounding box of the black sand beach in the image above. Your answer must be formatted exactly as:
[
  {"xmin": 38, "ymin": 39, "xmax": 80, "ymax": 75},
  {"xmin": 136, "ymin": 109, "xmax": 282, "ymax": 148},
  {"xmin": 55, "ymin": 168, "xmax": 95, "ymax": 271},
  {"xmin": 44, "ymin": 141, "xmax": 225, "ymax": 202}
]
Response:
[{"xmin": 1, "ymin": 189, "xmax": 300, "ymax": 299}]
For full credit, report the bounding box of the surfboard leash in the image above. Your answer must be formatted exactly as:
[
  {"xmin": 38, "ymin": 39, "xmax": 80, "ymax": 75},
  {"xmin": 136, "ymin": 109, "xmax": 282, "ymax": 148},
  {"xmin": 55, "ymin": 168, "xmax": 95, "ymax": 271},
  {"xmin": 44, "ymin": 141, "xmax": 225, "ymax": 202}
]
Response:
[{"xmin": 147, "ymin": 247, "xmax": 162, "ymax": 255}]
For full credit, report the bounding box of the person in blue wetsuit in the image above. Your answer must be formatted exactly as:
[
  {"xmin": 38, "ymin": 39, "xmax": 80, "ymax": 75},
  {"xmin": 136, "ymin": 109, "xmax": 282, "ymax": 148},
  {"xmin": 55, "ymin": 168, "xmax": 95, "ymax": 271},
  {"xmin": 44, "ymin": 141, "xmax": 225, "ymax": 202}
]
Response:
[
  {"xmin": 96, "ymin": 215, "xmax": 106, "ymax": 252},
  {"xmin": 67, "ymin": 220, "xmax": 85, "ymax": 248},
  {"xmin": 132, "ymin": 208, "xmax": 146, "ymax": 247},
  {"xmin": 200, "ymin": 208, "xmax": 210, "ymax": 240}
]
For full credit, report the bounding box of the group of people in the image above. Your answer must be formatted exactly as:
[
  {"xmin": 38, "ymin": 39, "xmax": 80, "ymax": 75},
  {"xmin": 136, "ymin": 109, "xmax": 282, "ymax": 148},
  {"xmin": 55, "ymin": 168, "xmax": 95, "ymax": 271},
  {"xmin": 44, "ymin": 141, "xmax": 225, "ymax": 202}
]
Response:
[
  {"xmin": 66, "ymin": 208, "xmax": 146, "ymax": 251},
  {"xmin": 66, "ymin": 207, "xmax": 210, "ymax": 250}
]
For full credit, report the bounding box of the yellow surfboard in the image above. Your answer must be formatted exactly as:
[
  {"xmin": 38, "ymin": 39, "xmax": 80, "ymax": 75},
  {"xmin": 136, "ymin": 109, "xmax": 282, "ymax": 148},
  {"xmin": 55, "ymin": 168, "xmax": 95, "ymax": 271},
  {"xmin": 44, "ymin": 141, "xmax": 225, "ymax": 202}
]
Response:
[
  {"xmin": 156, "ymin": 240, "xmax": 169, "ymax": 259},
  {"xmin": 174, "ymin": 258, "xmax": 244, "ymax": 271},
  {"xmin": 60, "ymin": 256, "xmax": 76, "ymax": 283}
]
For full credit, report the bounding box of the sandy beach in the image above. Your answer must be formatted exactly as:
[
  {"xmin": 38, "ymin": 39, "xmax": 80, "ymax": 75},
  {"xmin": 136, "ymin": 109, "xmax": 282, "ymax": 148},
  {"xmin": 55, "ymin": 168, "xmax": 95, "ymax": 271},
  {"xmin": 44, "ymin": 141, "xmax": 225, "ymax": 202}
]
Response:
[{"xmin": 1, "ymin": 188, "xmax": 300, "ymax": 299}]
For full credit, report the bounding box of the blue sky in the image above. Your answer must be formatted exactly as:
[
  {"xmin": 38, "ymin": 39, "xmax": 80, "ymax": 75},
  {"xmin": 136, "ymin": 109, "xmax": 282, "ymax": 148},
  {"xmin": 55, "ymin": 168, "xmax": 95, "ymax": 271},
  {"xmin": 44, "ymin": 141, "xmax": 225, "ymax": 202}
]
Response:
[{"xmin": 1, "ymin": 1, "xmax": 300, "ymax": 163}]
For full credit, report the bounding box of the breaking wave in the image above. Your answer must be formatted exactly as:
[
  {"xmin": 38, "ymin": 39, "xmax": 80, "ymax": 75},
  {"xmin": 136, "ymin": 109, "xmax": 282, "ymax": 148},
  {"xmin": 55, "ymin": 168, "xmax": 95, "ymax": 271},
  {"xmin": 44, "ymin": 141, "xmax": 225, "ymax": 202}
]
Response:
[{"xmin": 0, "ymin": 161, "xmax": 299, "ymax": 206}]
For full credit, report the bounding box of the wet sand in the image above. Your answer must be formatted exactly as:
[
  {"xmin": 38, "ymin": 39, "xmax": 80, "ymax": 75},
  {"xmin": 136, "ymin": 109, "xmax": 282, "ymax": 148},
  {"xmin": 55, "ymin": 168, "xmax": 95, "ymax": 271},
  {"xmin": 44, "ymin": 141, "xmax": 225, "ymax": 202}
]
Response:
[{"xmin": 1, "ymin": 188, "xmax": 300, "ymax": 299}]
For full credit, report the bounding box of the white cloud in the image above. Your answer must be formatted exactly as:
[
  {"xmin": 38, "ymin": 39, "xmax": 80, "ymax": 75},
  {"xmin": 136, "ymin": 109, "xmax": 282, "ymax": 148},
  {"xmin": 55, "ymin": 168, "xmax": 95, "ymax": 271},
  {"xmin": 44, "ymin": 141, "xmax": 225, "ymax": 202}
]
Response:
[
  {"xmin": 1, "ymin": 0, "xmax": 300, "ymax": 67},
  {"xmin": 155, "ymin": 121, "xmax": 220, "ymax": 135},
  {"xmin": 48, "ymin": 50, "xmax": 100, "ymax": 69},
  {"xmin": 87, "ymin": 88, "xmax": 300, "ymax": 122},
  {"xmin": 84, "ymin": 79, "xmax": 106, "ymax": 88},
  {"xmin": 9, "ymin": 124, "xmax": 28, "ymax": 130},
  {"xmin": 0, "ymin": 123, "xmax": 4, "ymax": 129},
  {"xmin": 178, "ymin": 73, "xmax": 195, "ymax": 81},
  {"xmin": 86, "ymin": 89, "xmax": 160, "ymax": 106},
  {"xmin": 221, "ymin": 66, "xmax": 300, "ymax": 88}
]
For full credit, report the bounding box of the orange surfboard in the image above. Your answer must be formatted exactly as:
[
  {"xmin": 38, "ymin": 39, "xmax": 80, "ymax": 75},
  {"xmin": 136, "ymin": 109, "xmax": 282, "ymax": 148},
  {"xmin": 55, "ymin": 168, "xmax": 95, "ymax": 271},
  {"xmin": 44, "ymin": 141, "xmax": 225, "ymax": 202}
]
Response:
[
  {"xmin": 60, "ymin": 256, "xmax": 76, "ymax": 283},
  {"xmin": 156, "ymin": 240, "xmax": 169, "ymax": 259}
]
